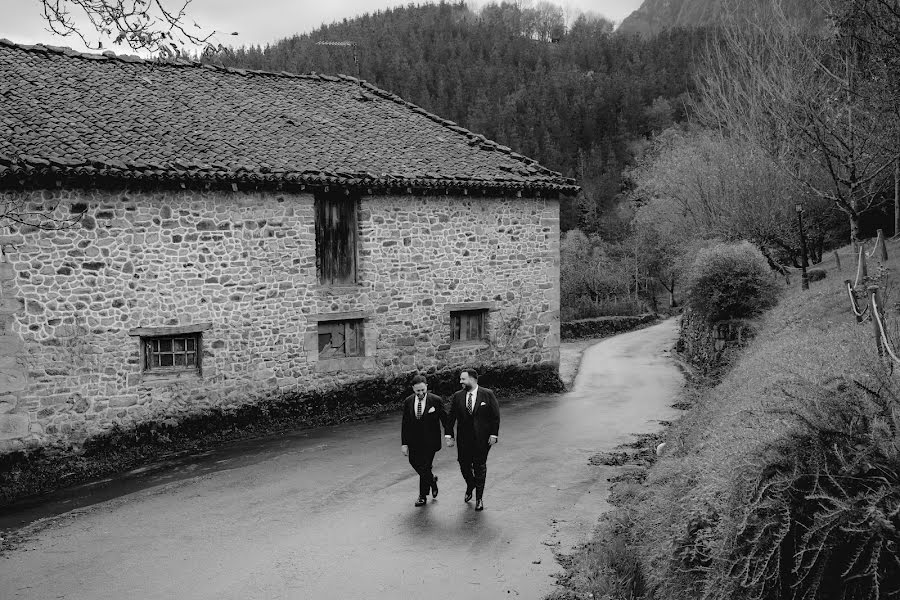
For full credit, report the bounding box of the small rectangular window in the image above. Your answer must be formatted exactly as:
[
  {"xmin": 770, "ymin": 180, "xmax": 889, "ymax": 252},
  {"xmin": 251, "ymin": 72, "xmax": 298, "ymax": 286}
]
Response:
[
  {"xmin": 318, "ymin": 319, "xmax": 364, "ymax": 358},
  {"xmin": 315, "ymin": 191, "xmax": 358, "ymax": 285},
  {"xmin": 143, "ymin": 334, "xmax": 201, "ymax": 373},
  {"xmin": 451, "ymin": 310, "xmax": 487, "ymax": 343}
]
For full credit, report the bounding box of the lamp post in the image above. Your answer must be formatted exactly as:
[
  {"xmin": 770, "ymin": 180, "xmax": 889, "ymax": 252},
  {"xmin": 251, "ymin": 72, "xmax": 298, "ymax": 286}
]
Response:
[{"xmin": 796, "ymin": 202, "xmax": 809, "ymax": 290}]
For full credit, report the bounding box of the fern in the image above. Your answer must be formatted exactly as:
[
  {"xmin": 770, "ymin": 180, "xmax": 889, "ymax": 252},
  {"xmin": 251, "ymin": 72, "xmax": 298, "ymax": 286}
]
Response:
[{"xmin": 708, "ymin": 375, "xmax": 900, "ymax": 600}]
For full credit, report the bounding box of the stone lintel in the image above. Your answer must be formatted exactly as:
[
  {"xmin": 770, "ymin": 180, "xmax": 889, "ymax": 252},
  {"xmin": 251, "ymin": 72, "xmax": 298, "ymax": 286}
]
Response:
[
  {"xmin": 307, "ymin": 310, "xmax": 371, "ymax": 323},
  {"xmin": 445, "ymin": 301, "xmax": 497, "ymax": 312},
  {"xmin": 128, "ymin": 323, "xmax": 213, "ymax": 337}
]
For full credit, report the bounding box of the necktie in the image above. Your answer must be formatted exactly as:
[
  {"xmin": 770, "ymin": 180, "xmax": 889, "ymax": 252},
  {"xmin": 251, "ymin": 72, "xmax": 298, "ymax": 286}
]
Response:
[
  {"xmin": 467, "ymin": 392, "xmax": 474, "ymax": 414},
  {"xmin": 416, "ymin": 398, "xmax": 423, "ymax": 419}
]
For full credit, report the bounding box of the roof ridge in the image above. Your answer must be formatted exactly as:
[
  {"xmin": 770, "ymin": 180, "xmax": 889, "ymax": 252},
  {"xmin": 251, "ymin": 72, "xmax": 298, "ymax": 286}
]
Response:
[{"xmin": 0, "ymin": 37, "xmax": 569, "ymax": 181}]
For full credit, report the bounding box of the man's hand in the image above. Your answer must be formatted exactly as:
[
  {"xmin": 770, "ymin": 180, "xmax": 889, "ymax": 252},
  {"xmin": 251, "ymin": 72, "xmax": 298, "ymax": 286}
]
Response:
[
  {"xmin": 401, "ymin": 445, "xmax": 409, "ymax": 456},
  {"xmin": 445, "ymin": 435, "xmax": 455, "ymax": 448},
  {"xmin": 488, "ymin": 435, "xmax": 498, "ymax": 446}
]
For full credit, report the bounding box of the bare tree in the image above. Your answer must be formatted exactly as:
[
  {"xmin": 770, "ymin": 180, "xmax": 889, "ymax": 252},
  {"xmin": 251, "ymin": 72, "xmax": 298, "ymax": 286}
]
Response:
[
  {"xmin": 630, "ymin": 126, "xmax": 837, "ymax": 259},
  {"xmin": 695, "ymin": 0, "xmax": 900, "ymax": 243},
  {"xmin": 833, "ymin": 0, "xmax": 900, "ymax": 235},
  {"xmin": 36, "ymin": 0, "xmax": 236, "ymax": 55}
]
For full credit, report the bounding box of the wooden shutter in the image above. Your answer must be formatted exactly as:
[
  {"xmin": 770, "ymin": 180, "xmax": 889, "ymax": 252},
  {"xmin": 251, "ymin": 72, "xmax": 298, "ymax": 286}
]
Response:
[
  {"xmin": 315, "ymin": 191, "xmax": 358, "ymax": 285},
  {"xmin": 452, "ymin": 310, "xmax": 485, "ymax": 342},
  {"xmin": 318, "ymin": 320, "xmax": 363, "ymax": 358}
]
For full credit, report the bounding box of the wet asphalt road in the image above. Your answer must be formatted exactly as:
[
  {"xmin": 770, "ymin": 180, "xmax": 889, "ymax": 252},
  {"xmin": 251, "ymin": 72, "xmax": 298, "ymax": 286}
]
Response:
[{"xmin": 0, "ymin": 318, "xmax": 683, "ymax": 600}]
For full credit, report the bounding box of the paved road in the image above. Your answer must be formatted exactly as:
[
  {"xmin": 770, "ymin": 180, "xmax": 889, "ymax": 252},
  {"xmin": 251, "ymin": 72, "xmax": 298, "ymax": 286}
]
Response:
[{"xmin": 0, "ymin": 318, "xmax": 683, "ymax": 600}]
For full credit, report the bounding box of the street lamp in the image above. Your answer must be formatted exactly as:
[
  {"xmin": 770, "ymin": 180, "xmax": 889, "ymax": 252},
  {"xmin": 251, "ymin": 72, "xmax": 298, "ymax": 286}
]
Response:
[{"xmin": 796, "ymin": 203, "xmax": 809, "ymax": 290}]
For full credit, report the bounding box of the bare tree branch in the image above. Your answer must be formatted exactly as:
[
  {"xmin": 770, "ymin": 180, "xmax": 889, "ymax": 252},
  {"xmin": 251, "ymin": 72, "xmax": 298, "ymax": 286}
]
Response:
[
  {"xmin": 1, "ymin": 192, "xmax": 84, "ymax": 233},
  {"xmin": 35, "ymin": 0, "xmax": 237, "ymax": 56},
  {"xmin": 694, "ymin": 0, "xmax": 900, "ymax": 243}
]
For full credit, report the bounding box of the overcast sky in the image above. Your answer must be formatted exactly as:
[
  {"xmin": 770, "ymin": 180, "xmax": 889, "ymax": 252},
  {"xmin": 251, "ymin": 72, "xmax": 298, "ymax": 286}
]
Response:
[{"xmin": 2, "ymin": 0, "xmax": 643, "ymax": 54}]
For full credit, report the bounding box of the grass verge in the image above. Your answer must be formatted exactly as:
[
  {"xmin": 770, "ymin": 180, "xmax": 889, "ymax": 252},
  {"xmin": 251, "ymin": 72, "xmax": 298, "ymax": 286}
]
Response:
[{"xmin": 549, "ymin": 239, "xmax": 900, "ymax": 600}]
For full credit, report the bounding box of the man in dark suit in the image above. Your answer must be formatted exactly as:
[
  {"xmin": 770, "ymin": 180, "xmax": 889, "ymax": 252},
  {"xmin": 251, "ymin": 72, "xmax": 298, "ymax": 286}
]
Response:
[
  {"xmin": 445, "ymin": 368, "xmax": 500, "ymax": 511},
  {"xmin": 401, "ymin": 374, "xmax": 449, "ymax": 507}
]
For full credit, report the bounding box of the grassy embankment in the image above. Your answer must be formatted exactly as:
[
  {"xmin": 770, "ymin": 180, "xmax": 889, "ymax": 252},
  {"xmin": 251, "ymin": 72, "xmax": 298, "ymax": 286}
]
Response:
[{"xmin": 550, "ymin": 238, "xmax": 900, "ymax": 600}]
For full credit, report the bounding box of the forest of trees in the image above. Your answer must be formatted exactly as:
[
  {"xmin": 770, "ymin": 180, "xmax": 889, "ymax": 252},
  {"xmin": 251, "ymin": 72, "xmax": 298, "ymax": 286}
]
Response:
[
  {"xmin": 202, "ymin": 0, "xmax": 899, "ymax": 320},
  {"xmin": 202, "ymin": 2, "xmax": 704, "ymax": 239}
]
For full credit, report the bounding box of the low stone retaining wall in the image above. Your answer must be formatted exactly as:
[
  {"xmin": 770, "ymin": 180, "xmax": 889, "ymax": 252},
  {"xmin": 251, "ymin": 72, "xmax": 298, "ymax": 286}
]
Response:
[
  {"xmin": 676, "ymin": 310, "xmax": 754, "ymax": 376},
  {"xmin": 0, "ymin": 363, "xmax": 562, "ymax": 508},
  {"xmin": 561, "ymin": 313, "xmax": 659, "ymax": 341}
]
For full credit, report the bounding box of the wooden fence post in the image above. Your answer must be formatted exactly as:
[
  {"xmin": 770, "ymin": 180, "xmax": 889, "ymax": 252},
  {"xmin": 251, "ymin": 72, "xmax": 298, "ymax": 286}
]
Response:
[
  {"xmin": 846, "ymin": 279, "xmax": 863, "ymax": 323},
  {"xmin": 869, "ymin": 285, "xmax": 884, "ymax": 357},
  {"xmin": 834, "ymin": 250, "xmax": 841, "ymax": 271},
  {"xmin": 878, "ymin": 228, "xmax": 889, "ymax": 261},
  {"xmin": 857, "ymin": 244, "xmax": 868, "ymax": 284}
]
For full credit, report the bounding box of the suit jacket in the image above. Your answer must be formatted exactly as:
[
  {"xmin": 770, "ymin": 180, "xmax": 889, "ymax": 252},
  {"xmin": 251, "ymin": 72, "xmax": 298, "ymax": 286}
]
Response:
[
  {"xmin": 401, "ymin": 392, "xmax": 448, "ymax": 453},
  {"xmin": 446, "ymin": 386, "xmax": 500, "ymax": 456}
]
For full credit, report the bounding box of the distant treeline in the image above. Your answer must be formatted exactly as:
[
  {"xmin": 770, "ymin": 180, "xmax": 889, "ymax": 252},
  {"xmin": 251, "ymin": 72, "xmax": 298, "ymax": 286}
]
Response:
[{"xmin": 203, "ymin": 1, "xmax": 709, "ymax": 239}]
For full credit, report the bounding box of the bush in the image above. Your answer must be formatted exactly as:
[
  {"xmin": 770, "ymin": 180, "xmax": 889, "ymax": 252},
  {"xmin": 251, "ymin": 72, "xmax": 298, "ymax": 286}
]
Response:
[
  {"xmin": 561, "ymin": 297, "xmax": 647, "ymax": 321},
  {"xmin": 685, "ymin": 241, "xmax": 780, "ymax": 322},
  {"xmin": 561, "ymin": 314, "xmax": 658, "ymax": 340},
  {"xmin": 807, "ymin": 267, "xmax": 827, "ymax": 282}
]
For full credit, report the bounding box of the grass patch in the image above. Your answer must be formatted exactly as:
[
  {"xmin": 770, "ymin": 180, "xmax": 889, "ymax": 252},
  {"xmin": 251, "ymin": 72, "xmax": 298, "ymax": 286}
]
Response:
[{"xmin": 548, "ymin": 511, "xmax": 646, "ymax": 600}]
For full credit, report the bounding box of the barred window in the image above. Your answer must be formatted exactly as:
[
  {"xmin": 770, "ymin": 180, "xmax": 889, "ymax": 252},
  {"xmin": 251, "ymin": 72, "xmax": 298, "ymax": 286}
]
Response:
[{"xmin": 143, "ymin": 334, "xmax": 201, "ymax": 373}]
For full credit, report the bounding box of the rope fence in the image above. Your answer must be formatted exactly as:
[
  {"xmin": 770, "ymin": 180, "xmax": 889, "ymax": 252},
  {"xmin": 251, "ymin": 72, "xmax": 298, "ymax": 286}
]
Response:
[
  {"xmin": 845, "ymin": 279, "xmax": 869, "ymax": 321},
  {"xmin": 869, "ymin": 287, "xmax": 900, "ymax": 365},
  {"xmin": 866, "ymin": 229, "xmax": 889, "ymax": 261},
  {"xmin": 845, "ymin": 232, "xmax": 900, "ymax": 368},
  {"xmin": 854, "ymin": 244, "xmax": 868, "ymax": 288}
]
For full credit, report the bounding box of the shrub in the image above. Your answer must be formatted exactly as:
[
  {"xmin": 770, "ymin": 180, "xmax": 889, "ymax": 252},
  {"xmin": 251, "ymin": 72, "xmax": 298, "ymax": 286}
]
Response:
[
  {"xmin": 807, "ymin": 268, "xmax": 827, "ymax": 282},
  {"xmin": 685, "ymin": 241, "xmax": 780, "ymax": 322}
]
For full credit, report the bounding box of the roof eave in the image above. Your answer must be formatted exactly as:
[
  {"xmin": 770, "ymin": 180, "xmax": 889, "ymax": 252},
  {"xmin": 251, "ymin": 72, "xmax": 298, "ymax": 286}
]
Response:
[{"xmin": 0, "ymin": 164, "xmax": 580, "ymax": 197}]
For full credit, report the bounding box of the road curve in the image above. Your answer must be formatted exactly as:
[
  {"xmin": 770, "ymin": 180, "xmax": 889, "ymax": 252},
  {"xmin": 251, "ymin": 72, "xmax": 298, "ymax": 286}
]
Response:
[{"xmin": 0, "ymin": 318, "xmax": 683, "ymax": 600}]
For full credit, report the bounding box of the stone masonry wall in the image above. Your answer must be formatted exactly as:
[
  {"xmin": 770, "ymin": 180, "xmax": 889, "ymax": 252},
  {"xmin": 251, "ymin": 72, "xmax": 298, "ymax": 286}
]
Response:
[
  {"xmin": 0, "ymin": 188, "xmax": 560, "ymax": 452},
  {"xmin": 677, "ymin": 310, "xmax": 754, "ymax": 377}
]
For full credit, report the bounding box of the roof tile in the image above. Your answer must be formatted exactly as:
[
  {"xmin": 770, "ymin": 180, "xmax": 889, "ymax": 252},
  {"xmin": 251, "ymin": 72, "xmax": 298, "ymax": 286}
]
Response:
[{"xmin": 0, "ymin": 40, "xmax": 578, "ymax": 195}]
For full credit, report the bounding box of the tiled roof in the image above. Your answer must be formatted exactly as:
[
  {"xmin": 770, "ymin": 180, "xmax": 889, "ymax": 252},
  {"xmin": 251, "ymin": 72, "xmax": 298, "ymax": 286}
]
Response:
[{"xmin": 0, "ymin": 39, "xmax": 578, "ymax": 196}]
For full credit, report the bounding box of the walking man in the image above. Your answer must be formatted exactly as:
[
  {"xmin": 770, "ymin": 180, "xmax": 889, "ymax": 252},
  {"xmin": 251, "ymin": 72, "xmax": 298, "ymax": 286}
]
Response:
[
  {"xmin": 401, "ymin": 374, "xmax": 448, "ymax": 507},
  {"xmin": 445, "ymin": 368, "xmax": 499, "ymax": 511}
]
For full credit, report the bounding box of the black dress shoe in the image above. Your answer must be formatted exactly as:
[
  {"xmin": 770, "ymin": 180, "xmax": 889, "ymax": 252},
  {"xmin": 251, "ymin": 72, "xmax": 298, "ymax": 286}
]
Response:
[
  {"xmin": 415, "ymin": 497, "xmax": 426, "ymax": 507},
  {"xmin": 464, "ymin": 487, "xmax": 474, "ymax": 503},
  {"xmin": 474, "ymin": 499, "xmax": 484, "ymax": 511},
  {"xmin": 431, "ymin": 476, "xmax": 439, "ymax": 499}
]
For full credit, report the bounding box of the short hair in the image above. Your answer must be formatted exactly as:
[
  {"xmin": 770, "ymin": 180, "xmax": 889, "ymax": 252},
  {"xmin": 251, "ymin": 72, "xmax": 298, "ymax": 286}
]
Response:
[
  {"xmin": 411, "ymin": 374, "xmax": 427, "ymax": 385},
  {"xmin": 461, "ymin": 368, "xmax": 479, "ymax": 381}
]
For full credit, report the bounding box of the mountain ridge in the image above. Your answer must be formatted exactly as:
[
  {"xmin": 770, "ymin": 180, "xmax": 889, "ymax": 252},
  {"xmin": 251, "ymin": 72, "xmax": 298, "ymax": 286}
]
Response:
[{"xmin": 618, "ymin": 0, "xmax": 824, "ymax": 36}]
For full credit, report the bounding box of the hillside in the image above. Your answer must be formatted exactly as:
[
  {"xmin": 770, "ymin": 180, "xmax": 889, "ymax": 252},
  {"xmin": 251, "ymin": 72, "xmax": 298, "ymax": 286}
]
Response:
[
  {"xmin": 553, "ymin": 239, "xmax": 900, "ymax": 597},
  {"xmin": 205, "ymin": 1, "xmax": 709, "ymax": 238},
  {"xmin": 618, "ymin": 0, "xmax": 825, "ymax": 35}
]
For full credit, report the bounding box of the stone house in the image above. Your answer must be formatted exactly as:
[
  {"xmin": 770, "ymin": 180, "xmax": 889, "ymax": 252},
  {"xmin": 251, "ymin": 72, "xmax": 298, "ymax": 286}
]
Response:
[{"xmin": 0, "ymin": 40, "xmax": 578, "ymax": 453}]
